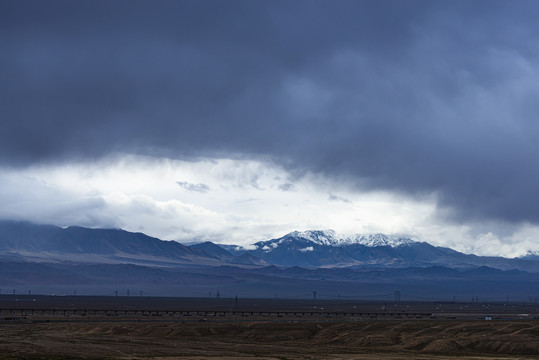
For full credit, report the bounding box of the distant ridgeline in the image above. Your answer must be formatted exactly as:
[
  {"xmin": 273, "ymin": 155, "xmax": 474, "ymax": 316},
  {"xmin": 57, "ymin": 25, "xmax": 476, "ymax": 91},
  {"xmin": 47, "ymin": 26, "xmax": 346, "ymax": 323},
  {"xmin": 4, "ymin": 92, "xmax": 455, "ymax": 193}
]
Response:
[{"xmin": 0, "ymin": 220, "xmax": 539, "ymax": 300}]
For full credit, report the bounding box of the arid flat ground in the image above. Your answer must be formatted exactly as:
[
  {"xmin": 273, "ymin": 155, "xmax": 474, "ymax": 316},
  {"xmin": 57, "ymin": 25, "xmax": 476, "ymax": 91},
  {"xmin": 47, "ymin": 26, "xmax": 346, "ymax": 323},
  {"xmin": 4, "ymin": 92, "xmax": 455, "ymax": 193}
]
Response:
[
  {"xmin": 1, "ymin": 320, "xmax": 539, "ymax": 359},
  {"xmin": 1, "ymin": 297, "xmax": 539, "ymax": 359}
]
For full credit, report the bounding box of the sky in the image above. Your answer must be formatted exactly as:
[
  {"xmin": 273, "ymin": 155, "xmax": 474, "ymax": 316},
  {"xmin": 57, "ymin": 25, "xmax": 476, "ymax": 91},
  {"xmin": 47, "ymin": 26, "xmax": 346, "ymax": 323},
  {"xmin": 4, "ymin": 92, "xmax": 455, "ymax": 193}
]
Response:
[{"xmin": 1, "ymin": 0, "xmax": 539, "ymax": 257}]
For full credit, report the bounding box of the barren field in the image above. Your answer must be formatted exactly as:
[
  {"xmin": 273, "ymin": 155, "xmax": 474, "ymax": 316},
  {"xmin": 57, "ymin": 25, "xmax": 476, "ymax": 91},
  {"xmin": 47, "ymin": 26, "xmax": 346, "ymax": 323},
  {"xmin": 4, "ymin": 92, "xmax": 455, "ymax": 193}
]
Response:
[
  {"xmin": 1, "ymin": 320, "xmax": 539, "ymax": 359},
  {"xmin": 1, "ymin": 296, "xmax": 539, "ymax": 359}
]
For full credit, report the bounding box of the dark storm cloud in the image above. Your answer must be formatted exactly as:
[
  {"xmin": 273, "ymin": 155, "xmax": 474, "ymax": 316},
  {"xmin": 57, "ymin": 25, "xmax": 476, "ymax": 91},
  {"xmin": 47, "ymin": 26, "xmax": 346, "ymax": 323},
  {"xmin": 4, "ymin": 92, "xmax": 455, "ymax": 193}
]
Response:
[{"xmin": 2, "ymin": 0, "xmax": 539, "ymax": 224}]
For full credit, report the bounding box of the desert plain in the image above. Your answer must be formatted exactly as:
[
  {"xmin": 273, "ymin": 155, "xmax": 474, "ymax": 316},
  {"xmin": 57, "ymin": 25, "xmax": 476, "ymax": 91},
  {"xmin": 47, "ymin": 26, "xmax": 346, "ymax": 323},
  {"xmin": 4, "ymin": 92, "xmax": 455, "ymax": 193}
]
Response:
[{"xmin": 1, "ymin": 296, "xmax": 539, "ymax": 359}]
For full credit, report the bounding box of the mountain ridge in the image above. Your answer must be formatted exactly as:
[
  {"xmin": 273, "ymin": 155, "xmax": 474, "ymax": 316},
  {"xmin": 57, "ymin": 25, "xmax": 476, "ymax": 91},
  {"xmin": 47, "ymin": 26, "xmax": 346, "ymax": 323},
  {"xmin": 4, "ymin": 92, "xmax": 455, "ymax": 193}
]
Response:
[
  {"xmin": 1, "ymin": 220, "xmax": 539, "ymax": 299},
  {"xmin": 1, "ymin": 220, "xmax": 539, "ymax": 272},
  {"xmin": 281, "ymin": 230, "xmax": 416, "ymax": 248},
  {"xmin": 0, "ymin": 220, "xmax": 261, "ymax": 267},
  {"xmin": 220, "ymin": 230, "xmax": 539, "ymax": 272}
]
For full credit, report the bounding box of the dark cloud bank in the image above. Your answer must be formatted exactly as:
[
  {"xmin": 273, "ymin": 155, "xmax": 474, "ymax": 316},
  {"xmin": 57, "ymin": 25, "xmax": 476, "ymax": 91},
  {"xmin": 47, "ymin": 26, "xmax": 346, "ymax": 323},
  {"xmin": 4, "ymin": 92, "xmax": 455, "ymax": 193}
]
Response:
[{"xmin": 2, "ymin": 0, "xmax": 539, "ymax": 225}]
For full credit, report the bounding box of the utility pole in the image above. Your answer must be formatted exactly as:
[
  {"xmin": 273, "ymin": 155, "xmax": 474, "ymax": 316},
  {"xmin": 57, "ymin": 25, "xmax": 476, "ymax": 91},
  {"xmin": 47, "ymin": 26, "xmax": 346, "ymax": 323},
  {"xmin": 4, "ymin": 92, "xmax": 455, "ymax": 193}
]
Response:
[{"xmin": 234, "ymin": 296, "xmax": 238, "ymax": 323}]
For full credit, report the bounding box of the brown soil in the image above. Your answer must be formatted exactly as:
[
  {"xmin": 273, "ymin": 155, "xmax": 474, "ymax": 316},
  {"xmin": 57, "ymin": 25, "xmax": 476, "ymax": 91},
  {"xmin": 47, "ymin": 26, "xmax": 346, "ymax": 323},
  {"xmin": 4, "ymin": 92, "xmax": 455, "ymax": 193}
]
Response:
[{"xmin": 1, "ymin": 320, "xmax": 539, "ymax": 359}]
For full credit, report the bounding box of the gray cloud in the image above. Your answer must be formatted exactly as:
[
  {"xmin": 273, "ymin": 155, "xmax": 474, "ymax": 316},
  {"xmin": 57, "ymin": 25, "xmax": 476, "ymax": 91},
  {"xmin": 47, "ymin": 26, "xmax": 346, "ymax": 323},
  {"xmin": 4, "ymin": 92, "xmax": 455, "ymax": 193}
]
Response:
[
  {"xmin": 0, "ymin": 174, "xmax": 118, "ymax": 228},
  {"xmin": 176, "ymin": 181, "xmax": 210, "ymax": 193},
  {"xmin": 278, "ymin": 183, "xmax": 294, "ymax": 192},
  {"xmin": 328, "ymin": 193, "xmax": 351, "ymax": 204},
  {"xmin": 2, "ymin": 0, "xmax": 539, "ymax": 226}
]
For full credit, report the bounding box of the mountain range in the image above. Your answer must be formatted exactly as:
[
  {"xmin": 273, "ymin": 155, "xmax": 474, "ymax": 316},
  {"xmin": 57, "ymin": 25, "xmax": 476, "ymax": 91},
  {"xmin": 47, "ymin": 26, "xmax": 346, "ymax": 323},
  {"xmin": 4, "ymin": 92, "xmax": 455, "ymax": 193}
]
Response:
[
  {"xmin": 1, "ymin": 220, "xmax": 538, "ymax": 300},
  {"xmin": 221, "ymin": 230, "xmax": 539, "ymax": 271},
  {"xmin": 0, "ymin": 220, "xmax": 265, "ymax": 267},
  {"xmin": 2, "ymin": 221, "xmax": 537, "ymax": 271}
]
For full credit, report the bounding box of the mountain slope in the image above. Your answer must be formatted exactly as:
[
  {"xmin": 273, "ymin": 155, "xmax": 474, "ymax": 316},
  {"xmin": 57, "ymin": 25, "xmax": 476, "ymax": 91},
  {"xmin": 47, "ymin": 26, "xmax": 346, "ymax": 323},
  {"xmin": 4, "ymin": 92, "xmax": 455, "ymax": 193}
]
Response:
[
  {"xmin": 284, "ymin": 230, "xmax": 414, "ymax": 247},
  {"xmin": 2, "ymin": 222, "xmax": 539, "ymax": 298},
  {"xmin": 188, "ymin": 241, "xmax": 268, "ymax": 266},
  {"xmin": 2, "ymin": 221, "xmax": 539, "ymax": 272},
  {"xmin": 224, "ymin": 230, "xmax": 539, "ymax": 271},
  {"xmin": 0, "ymin": 220, "xmax": 249, "ymax": 267}
]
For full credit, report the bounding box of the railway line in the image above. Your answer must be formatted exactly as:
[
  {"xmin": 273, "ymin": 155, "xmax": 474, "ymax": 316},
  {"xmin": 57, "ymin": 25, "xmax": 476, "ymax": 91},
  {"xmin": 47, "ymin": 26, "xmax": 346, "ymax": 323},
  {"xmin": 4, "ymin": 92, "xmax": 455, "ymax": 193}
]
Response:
[
  {"xmin": 0, "ymin": 308, "xmax": 433, "ymax": 321},
  {"xmin": 1, "ymin": 295, "xmax": 538, "ymax": 322}
]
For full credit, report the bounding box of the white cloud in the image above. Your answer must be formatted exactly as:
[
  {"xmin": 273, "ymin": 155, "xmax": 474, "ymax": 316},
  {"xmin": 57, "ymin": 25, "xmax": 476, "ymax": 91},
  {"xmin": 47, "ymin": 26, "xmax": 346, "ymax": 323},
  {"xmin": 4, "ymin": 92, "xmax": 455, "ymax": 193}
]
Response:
[{"xmin": 1, "ymin": 153, "xmax": 538, "ymax": 257}]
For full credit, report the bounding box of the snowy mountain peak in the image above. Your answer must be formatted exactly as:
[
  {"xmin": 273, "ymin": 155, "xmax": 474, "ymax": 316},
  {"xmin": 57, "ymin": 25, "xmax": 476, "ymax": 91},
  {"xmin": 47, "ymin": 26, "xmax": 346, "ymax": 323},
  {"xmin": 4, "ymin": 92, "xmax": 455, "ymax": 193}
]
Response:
[
  {"xmin": 287, "ymin": 230, "xmax": 341, "ymax": 244},
  {"xmin": 352, "ymin": 233, "xmax": 415, "ymax": 247},
  {"xmin": 284, "ymin": 230, "xmax": 415, "ymax": 248},
  {"xmin": 521, "ymin": 250, "xmax": 539, "ymax": 259}
]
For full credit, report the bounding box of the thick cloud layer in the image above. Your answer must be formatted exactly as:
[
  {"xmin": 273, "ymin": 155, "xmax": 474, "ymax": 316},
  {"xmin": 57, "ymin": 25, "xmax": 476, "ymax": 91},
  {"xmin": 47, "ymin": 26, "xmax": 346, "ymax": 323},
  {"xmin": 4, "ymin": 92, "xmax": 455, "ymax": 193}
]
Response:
[{"xmin": 2, "ymin": 0, "xmax": 539, "ymax": 225}]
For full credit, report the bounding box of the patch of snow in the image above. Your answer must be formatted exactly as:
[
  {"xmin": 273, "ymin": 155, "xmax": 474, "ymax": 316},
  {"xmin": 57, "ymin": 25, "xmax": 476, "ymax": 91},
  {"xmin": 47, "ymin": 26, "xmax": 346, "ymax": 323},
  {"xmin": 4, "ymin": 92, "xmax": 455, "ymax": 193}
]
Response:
[
  {"xmin": 299, "ymin": 246, "xmax": 314, "ymax": 252},
  {"xmin": 286, "ymin": 230, "xmax": 415, "ymax": 248}
]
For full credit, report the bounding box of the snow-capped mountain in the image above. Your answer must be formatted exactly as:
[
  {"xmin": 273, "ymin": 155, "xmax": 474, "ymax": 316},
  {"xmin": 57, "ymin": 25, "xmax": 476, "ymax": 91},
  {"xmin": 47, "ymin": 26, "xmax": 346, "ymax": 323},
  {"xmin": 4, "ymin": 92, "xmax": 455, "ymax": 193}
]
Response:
[
  {"xmin": 521, "ymin": 250, "xmax": 539, "ymax": 261},
  {"xmin": 2, "ymin": 222, "xmax": 539, "ymax": 298},
  {"xmin": 2, "ymin": 221, "xmax": 539, "ymax": 274},
  {"xmin": 285, "ymin": 230, "xmax": 415, "ymax": 248},
  {"xmin": 224, "ymin": 230, "xmax": 539, "ymax": 271},
  {"xmin": 221, "ymin": 230, "xmax": 423, "ymax": 267}
]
